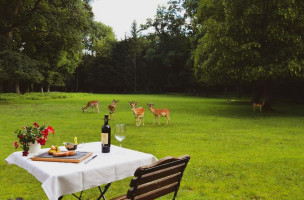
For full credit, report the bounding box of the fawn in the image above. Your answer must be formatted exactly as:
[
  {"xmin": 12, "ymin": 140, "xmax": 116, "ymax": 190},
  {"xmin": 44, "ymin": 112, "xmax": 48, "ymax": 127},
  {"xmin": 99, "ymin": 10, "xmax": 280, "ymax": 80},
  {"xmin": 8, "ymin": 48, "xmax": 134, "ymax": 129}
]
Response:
[
  {"xmin": 253, "ymin": 100, "xmax": 265, "ymax": 112},
  {"xmin": 82, "ymin": 101, "xmax": 100, "ymax": 112},
  {"xmin": 147, "ymin": 103, "xmax": 170, "ymax": 125},
  {"xmin": 128, "ymin": 101, "xmax": 144, "ymax": 127},
  {"xmin": 108, "ymin": 99, "xmax": 119, "ymax": 120}
]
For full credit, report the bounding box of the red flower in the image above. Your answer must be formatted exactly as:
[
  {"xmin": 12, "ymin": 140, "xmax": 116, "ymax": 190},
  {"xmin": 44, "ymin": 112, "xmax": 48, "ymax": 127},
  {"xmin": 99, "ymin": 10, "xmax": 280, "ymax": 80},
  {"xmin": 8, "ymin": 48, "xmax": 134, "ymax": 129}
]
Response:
[
  {"xmin": 15, "ymin": 123, "xmax": 55, "ymax": 156},
  {"xmin": 42, "ymin": 129, "xmax": 49, "ymax": 137},
  {"xmin": 37, "ymin": 138, "xmax": 46, "ymax": 145},
  {"xmin": 13, "ymin": 141, "xmax": 19, "ymax": 149},
  {"xmin": 46, "ymin": 126, "xmax": 54, "ymax": 134},
  {"xmin": 22, "ymin": 151, "xmax": 29, "ymax": 156}
]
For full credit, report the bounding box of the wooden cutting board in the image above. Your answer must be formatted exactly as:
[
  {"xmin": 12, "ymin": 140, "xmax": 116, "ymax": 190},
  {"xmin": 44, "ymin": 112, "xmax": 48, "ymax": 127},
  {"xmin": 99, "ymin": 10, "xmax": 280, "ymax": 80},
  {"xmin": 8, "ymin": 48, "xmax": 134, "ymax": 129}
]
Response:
[{"xmin": 31, "ymin": 151, "xmax": 93, "ymax": 163}]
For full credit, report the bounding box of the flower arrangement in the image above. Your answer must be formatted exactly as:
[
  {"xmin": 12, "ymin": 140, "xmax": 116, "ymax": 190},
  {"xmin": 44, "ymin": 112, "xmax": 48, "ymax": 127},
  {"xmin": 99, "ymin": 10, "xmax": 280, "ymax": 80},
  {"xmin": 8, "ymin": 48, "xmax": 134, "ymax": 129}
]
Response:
[{"xmin": 14, "ymin": 122, "xmax": 55, "ymax": 156}]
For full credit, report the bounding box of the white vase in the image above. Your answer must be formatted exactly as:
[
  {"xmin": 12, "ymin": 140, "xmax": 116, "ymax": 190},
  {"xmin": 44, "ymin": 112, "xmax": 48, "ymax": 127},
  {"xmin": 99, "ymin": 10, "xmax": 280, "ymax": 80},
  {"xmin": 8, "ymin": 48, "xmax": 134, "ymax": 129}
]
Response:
[{"xmin": 28, "ymin": 140, "xmax": 41, "ymax": 153}]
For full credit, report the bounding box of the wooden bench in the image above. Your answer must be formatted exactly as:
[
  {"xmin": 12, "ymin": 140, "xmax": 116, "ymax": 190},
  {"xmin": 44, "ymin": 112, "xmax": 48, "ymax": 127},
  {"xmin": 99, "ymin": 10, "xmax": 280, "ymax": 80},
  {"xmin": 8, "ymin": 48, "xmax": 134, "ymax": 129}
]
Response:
[{"xmin": 111, "ymin": 155, "xmax": 190, "ymax": 200}]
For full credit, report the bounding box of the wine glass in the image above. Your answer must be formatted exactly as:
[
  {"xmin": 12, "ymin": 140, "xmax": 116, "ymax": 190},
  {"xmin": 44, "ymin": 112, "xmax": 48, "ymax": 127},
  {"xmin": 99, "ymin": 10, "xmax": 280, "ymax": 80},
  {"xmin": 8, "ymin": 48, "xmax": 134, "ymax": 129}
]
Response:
[{"xmin": 115, "ymin": 124, "xmax": 126, "ymax": 147}]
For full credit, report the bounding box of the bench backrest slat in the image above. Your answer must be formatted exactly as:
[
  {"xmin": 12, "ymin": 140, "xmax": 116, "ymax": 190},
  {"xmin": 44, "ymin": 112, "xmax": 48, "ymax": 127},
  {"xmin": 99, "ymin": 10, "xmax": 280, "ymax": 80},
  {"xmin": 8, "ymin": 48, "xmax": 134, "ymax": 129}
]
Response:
[{"xmin": 126, "ymin": 155, "xmax": 190, "ymax": 200}]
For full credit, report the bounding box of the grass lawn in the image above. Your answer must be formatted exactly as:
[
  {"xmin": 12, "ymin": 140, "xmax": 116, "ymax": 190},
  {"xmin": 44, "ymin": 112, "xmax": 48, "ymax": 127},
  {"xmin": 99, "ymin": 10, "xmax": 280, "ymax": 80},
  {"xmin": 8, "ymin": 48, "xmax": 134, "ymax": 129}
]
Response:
[{"xmin": 0, "ymin": 92, "xmax": 303, "ymax": 200}]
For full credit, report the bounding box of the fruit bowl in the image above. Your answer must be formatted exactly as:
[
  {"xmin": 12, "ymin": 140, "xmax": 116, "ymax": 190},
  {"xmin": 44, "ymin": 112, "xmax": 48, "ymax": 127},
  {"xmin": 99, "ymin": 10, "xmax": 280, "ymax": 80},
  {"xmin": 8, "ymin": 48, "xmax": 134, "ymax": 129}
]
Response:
[{"xmin": 64, "ymin": 142, "xmax": 78, "ymax": 151}]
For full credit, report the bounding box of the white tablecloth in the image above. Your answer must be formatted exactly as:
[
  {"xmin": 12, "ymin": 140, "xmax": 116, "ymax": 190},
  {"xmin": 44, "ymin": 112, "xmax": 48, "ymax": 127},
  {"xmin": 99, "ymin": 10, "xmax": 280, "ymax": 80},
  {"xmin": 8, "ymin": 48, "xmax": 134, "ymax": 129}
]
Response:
[{"xmin": 5, "ymin": 142, "xmax": 158, "ymax": 200}]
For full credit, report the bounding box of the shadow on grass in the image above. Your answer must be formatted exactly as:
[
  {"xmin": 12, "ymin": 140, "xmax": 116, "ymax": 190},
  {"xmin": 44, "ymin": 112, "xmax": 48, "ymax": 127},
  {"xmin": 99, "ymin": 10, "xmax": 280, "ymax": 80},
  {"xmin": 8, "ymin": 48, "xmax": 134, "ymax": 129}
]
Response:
[
  {"xmin": 176, "ymin": 99, "xmax": 304, "ymax": 119},
  {"xmin": 0, "ymin": 99, "xmax": 10, "ymax": 104},
  {"xmin": 218, "ymin": 100, "xmax": 304, "ymax": 117},
  {"xmin": 81, "ymin": 111, "xmax": 100, "ymax": 114}
]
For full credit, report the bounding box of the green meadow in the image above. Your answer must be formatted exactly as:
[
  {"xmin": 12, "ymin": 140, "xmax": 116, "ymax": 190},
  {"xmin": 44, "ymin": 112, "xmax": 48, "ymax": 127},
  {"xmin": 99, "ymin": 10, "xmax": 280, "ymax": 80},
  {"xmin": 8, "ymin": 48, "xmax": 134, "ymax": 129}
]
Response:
[{"xmin": 0, "ymin": 92, "xmax": 303, "ymax": 200}]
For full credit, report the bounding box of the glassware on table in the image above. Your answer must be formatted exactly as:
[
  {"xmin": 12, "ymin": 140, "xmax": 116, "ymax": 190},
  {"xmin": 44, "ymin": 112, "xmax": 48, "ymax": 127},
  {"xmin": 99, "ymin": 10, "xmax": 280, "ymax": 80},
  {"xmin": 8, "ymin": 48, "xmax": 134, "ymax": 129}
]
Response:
[{"xmin": 115, "ymin": 124, "xmax": 126, "ymax": 147}]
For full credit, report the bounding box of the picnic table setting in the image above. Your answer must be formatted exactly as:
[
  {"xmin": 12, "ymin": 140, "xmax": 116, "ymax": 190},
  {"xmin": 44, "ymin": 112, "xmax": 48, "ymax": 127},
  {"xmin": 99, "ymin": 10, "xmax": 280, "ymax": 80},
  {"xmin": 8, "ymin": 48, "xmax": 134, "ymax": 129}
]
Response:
[{"xmin": 5, "ymin": 118, "xmax": 190, "ymax": 200}]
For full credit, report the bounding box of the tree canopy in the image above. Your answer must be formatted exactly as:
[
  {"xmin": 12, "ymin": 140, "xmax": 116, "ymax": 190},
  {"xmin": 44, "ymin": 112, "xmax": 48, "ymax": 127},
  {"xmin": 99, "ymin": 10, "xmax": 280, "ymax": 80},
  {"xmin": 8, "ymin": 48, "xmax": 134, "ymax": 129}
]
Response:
[
  {"xmin": 192, "ymin": 0, "xmax": 304, "ymax": 87},
  {"xmin": 0, "ymin": 0, "xmax": 93, "ymax": 92}
]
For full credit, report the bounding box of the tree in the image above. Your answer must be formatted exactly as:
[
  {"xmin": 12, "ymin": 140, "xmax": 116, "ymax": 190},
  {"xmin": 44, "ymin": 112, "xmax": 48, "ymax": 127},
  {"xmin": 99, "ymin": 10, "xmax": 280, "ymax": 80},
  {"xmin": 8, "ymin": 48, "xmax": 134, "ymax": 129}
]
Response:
[
  {"xmin": 92, "ymin": 22, "xmax": 116, "ymax": 57},
  {"xmin": 193, "ymin": 0, "xmax": 304, "ymax": 107},
  {"xmin": 0, "ymin": 0, "xmax": 42, "ymax": 41},
  {"xmin": 130, "ymin": 20, "xmax": 142, "ymax": 93},
  {"xmin": 141, "ymin": 1, "xmax": 194, "ymax": 92},
  {"xmin": 0, "ymin": 0, "xmax": 94, "ymax": 93},
  {"xmin": 0, "ymin": 0, "xmax": 43, "ymax": 92},
  {"xmin": 0, "ymin": 35, "xmax": 43, "ymax": 93},
  {"xmin": 76, "ymin": 22, "xmax": 116, "ymax": 93}
]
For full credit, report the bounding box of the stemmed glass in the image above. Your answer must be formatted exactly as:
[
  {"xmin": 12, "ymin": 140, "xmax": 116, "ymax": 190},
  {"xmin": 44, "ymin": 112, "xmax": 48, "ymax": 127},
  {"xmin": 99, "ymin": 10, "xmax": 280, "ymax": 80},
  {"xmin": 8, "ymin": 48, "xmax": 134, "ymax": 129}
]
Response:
[{"xmin": 115, "ymin": 124, "xmax": 126, "ymax": 147}]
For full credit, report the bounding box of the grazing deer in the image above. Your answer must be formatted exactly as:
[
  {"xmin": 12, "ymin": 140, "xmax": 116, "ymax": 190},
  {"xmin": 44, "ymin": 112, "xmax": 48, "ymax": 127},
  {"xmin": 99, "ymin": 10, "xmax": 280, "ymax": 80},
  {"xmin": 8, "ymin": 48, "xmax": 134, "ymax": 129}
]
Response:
[
  {"xmin": 128, "ymin": 101, "xmax": 144, "ymax": 127},
  {"xmin": 253, "ymin": 100, "xmax": 265, "ymax": 112},
  {"xmin": 82, "ymin": 100, "xmax": 100, "ymax": 112},
  {"xmin": 108, "ymin": 99, "xmax": 119, "ymax": 120},
  {"xmin": 147, "ymin": 103, "xmax": 170, "ymax": 125}
]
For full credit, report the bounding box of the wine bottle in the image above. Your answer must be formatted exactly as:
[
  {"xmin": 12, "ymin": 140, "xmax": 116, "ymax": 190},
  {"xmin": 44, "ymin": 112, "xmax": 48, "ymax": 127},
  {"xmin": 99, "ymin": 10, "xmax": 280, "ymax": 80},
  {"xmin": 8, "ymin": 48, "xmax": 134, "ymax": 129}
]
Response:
[{"xmin": 101, "ymin": 114, "xmax": 111, "ymax": 153}]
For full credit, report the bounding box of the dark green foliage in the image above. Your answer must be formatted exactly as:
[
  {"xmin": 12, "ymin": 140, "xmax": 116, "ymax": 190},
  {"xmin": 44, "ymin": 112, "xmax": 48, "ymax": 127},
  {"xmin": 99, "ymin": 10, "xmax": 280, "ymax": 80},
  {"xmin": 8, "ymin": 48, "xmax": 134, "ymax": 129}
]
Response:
[
  {"xmin": 139, "ymin": 1, "xmax": 195, "ymax": 92},
  {"xmin": 76, "ymin": 2, "xmax": 195, "ymax": 93},
  {"xmin": 192, "ymin": 0, "xmax": 304, "ymax": 86},
  {"xmin": 0, "ymin": 37, "xmax": 43, "ymax": 93},
  {"xmin": 76, "ymin": 22, "xmax": 117, "ymax": 93},
  {"xmin": 0, "ymin": 50, "xmax": 42, "ymax": 83},
  {"xmin": 0, "ymin": 0, "xmax": 93, "ymax": 93}
]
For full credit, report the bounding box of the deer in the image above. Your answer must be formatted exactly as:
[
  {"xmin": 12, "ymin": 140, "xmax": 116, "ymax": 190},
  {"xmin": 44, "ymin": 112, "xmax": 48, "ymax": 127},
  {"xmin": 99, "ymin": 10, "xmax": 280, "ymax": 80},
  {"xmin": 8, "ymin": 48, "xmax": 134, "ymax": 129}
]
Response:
[
  {"xmin": 128, "ymin": 101, "xmax": 144, "ymax": 127},
  {"xmin": 108, "ymin": 99, "xmax": 119, "ymax": 120},
  {"xmin": 147, "ymin": 103, "xmax": 170, "ymax": 125},
  {"xmin": 253, "ymin": 100, "xmax": 265, "ymax": 112},
  {"xmin": 82, "ymin": 100, "xmax": 100, "ymax": 112}
]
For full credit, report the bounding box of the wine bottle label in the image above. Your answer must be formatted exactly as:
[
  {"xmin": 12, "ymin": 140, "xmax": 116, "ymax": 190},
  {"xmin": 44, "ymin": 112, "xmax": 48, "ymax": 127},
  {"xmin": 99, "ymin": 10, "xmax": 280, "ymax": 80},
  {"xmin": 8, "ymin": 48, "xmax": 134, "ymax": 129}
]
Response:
[{"xmin": 101, "ymin": 133, "xmax": 108, "ymax": 144}]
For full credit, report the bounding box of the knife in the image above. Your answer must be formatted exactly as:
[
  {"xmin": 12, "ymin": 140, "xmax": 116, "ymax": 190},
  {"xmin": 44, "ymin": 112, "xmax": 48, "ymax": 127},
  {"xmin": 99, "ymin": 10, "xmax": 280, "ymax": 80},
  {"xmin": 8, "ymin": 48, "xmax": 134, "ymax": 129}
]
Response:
[{"xmin": 85, "ymin": 155, "xmax": 97, "ymax": 164}]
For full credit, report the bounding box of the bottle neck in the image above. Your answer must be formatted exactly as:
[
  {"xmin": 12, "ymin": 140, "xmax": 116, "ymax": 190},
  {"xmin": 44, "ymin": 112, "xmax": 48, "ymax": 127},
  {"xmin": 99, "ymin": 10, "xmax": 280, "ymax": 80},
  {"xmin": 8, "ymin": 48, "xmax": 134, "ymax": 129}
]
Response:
[{"xmin": 104, "ymin": 116, "xmax": 108, "ymax": 125}]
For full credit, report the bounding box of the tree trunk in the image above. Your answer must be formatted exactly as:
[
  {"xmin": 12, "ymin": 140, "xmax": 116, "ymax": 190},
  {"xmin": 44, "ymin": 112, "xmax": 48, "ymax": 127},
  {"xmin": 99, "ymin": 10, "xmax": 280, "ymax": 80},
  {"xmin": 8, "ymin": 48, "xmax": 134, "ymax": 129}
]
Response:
[
  {"xmin": 76, "ymin": 69, "xmax": 79, "ymax": 92},
  {"xmin": 6, "ymin": 0, "xmax": 22, "ymax": 40},
  {"xmin": 262, "ymin": 85, "xmax": 273, "ymax": 111},
  {"xmin": 40, "ymin": 85, "xmax": 44, "ymax": 93},
  {"xmin": 47, "ymin": 85, "xmax": 50, "ymax": 92},
  {"xmin": 237, "ymin": 85, "xmax": 242, "ymax": 98},
  {"xmin": 30, "ymin": 83, "xmax": 34, "ymax": 92},
  {"xmin": 133, "ymin": 52, "xmax": 137, "ymax": 93},
  {"xmin": 25, "ymin": 85, "xmax": 30, "ymax": 93},
  {"xmin": 15, "ymin": 80, "xmax": 20, "ymax": 94},
  {"xmin": 224, "ymin": 87, "xmax": 227, "ymax": 97},
  {"xmin": 0, "ymin": 81, "xmax": 3, "ymax": 93}
]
